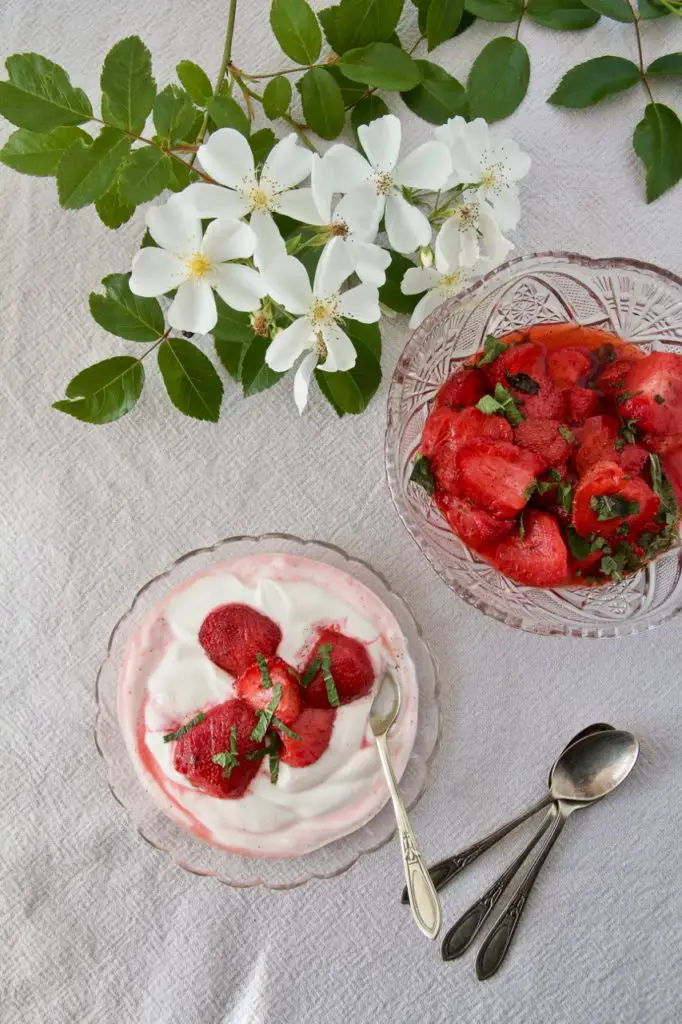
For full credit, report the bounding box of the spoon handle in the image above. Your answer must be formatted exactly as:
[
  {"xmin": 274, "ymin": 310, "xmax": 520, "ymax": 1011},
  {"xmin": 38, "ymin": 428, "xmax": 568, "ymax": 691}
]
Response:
[
  {"xmin": 476, "ymin": 806, "xmax": 567, "ymax": 980},
  {"xmin": 375, "ymin": 733, "xmax": 441, "ymax": 940},
  {"xmin": 441, "ymin": 807, "xmax": 556, "ymax": 961},
  {"xmin": 401, "ymin": 794, "xmax": 550, "ymax": 904}
]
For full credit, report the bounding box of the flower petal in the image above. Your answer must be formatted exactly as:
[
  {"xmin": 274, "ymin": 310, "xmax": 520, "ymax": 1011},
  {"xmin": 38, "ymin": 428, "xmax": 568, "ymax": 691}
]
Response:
[
  {"xmin": 321, "ymin": 144, "xmax": 372, "ymax": 193},
  {"xmin": 250, "ymin": 210, "xmax": 287, "ymax": 271},
  {"xmin": 177, "ymin": 182, "xmax": 249, "ymax": 220},
  {"xmin": 487, "ymin": 188, "xmax": 521, "ymax": 232},
  {"xmin": 384, "ymin": 193, "xmax": 431, "ymax": 254},
  {"xmin": 395, "ymin": 141, "xmax": 452, "ymax": 190},
  {"xmin": 168, "ymin": 278, "xmax": 217, "ymax": 334},
  {"xmin": 479, "ymin": 205, "xmax": 514, "ymax": 265},
  {"xmin": 198, "ymin": 128, "xmax": 256, "ymax": 189},
  {"xmin": 210, "ymin": 264, "xmax": 264, "ymax": 312},
  {"xmin": 130, "ymin": 248, "xmax": 186, "ymax": 296},
  {"xmin": 493, "ymin": 138, "xmax": 531, "ymax": 183},
  {"xmin": 277, "ymin": 187, "xmax": 326, "ymax": 225},
  {"xmin": 262, "ymin": 255, "xmax": 312, "ymax": 315},
  {"xmin": 314, "ymin": 237, "xmax": 354, "ymax": 298},
  {"xmin": 358, "ymin": 114, "xmax": 401, "ymax": 173},
  {"xmin": 333, "ymin": 185, "xmax": 384, "ymax": 241},
  {"xmin": 146, "ymin": 199, "xmax": 202, "ymax": 257},
  {"xmin": 337, "ymin": 283, "xmax": 381, "ymax": 323},
  {"xmin": 461, "ymin": 118, "xmax": 490, "ymax": 167},
  {"xmin": 266, "ymin": 316, "xmax": 312, "ymax": 372},
  {"xmin": 320, "ymin": 322, "xmax": 356, "ymax": 372},
  {"xmin": 262, "ymin": 133, "xmax": 312, "ymax": 191},
  {"xmin": 310, "ymin": 153, "xmax": 332, "ymax": 221},
  {"xmin": 435, "ymin": 218, "xmax": 465, "ymax": 274},
  {"xmin": 401, "ymin": 266, "xmax": 441, "ymax": 296},
  {"xmin": 345, "ymin": 240, "xmax": 391, "ymax": 286},
  {"xmin": 202, "ymin": 218, "xmax": 255, "ymax": 263},
  {"xmin": 409, "ymin": 289, "xmax": 444, "ymax": 330},
  {"xmin": 293, "ymin": 351, "xmax": 319, "ymax": 414}
]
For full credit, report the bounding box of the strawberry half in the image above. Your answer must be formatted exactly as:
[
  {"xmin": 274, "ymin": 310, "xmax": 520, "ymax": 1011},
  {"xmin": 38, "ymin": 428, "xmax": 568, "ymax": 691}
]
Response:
[
  {"xmin": 618, "ymin": 353, "xmax": 682, "ymax": 436},
  {"xmin": 547, "ymin": 347, "xmax": 593, "ymax": 388},
  {"xmin": 434, "ymin": 366, "xmax": 487, "ymax": 410},
  {"xmin": 301, "ymin": 629, "xmax": 374, "ymax": 709},
  {"xmin": 235, "ymin": 656, "xmax": 302, "ymax": 728},
  {"xmin": 199, "ymin": 604, "xmax": 282, "ymax": 677},
  {"xmin": 435, "ymin": 491, "xmax": 515, "ymax": 551},
  {"xmin": 514, "ymin": 418, "xmax": 573, "ymax": 467},
  {"xmin": 429, "ymin": 410, "xmax": 514, "ymax": 492},
  {"xmin": 421, "ymin": 407, "xmax": 460, "ymax": 459},
  {"xmin": 575, "ymin": 415, "xmax": 648, "ymax": 477},
  {"xmin": 572, "ymin": 460, "xmax": 659, "ymax": 539},
  {"xmin": 172, "ymin": 698, "xmax": 263, "ymax": 799},
  {"xmin": 279, "ymin": 708, "xmax": 336, "ymax": 767},
  {"xmin": 595, "ymin": 357, "xmax": 637, "ymax": 395},
  {"xmin": 516, "ymin": 375, "xmax": 567, "ymax": 420},
  {"xmin": 568, "ymin": 386, "xmax": 601, "ymax": 424},
  {"xmin": 455, "ymin": 439, "xmax": 545, "ymax": 518},
  {"xmin": 493, "ymin": 511, "xmax": 569, "ymax": 587},
  {"xmin": 484, "ymin": 341, "xmax": 546, "ymax": 390}
]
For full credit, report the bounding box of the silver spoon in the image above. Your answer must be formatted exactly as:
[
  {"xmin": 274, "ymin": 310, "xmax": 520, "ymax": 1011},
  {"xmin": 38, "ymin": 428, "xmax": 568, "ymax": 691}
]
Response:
[
  {"xmin": 403, "ymin": 722, "xmax": 614, "ymax": 906},
  {"xmin": 440, "ymin": 723, "xmax": 615, "ymax": 961},
  {"xmin": 475, "ymin": 728, "xmax": 639, "ymax": 980},
  {"xmin": 370, "ymin": 672, "xmax": 441, "ymax": 940}
]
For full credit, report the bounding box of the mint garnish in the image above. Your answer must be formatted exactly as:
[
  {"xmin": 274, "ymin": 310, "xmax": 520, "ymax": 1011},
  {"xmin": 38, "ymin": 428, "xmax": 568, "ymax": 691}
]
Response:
[
  {"xmin": 477, "ymin": 383, "xmax": 524, "ymax": 427},
  {"xmin": 163, "ymin": 711, "xmax": 206, "ymax": 743},
  {"xmin": 256, "ymin": 652, "xmax": 273, "ymax": 688},
  {"xmin": 504, "ymin": 370, "xmax": 540, "ymax": 395},
  {"xmin": 478, "ymin": 334, "xmax": 508, "ymax": 366},
  {"xmin": 559, "ymin": 425, "xmax": 575, "ymax": 445},
  {"xmin": 272, "ymin": 716, "xmax": 301, "ymax": 740},
  {"xmin": 590, "ymin": 494, "xmax": 641, "ymax": 521},
  {"xmin": 410, "ymin": 454, "xmax": 435, "ymax": 496},
  {"xmin": 250, "ymin": 684, "xmax": 282, "ymax": 742},
  {"xmin": 211, "ymin": 725, "xmax": 239, "ymax": 778},
  {"xmin": 319, "ymin": 643, "xmax": 340, "ymax": 708}
]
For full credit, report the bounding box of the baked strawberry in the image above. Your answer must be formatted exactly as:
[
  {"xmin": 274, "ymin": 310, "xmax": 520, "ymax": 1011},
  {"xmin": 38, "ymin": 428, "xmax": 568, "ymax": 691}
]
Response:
[
  {"xmin": 547, "ymin": 347, "xmax": 593, "ymax": 388},
  {"xmin": 434, "ymin": 366, "xmax": 487, "ymax": 410},
  {"xmin": 514, "ymin": 418, "xmax": 573, "ymax": 466},
  {"xmin": 435, "ymin": 491, "xmax": 515, "ymax": 551},
  {"xmin": 662, "ymin": 449, "xmax": 682, "ymax": 506},
  {"xmin": 572, "ymin": 460, "xmax": 659, "ymax": 539},
  {"xmin": 421, "ymin": 407, "xmax": 460, "ymax": 459},
  {"xmin": 575, "ymin": 415, "xmax": 648, "ymax": 477},
  {"xmin": 235, "ymin": 656, "xmax": 302, "ymax": 728},
  {"xmin": 301, "ymin": 629, "xmax": 375, "ymax": 708},
  {"xmin": 568, "ymin": 387, "xmax": 601, "ymax": 424},
  {"xmin": 484, "ymin": 342, "xmax": 546, "ymax": 389},
  {"xmin": 595, "ymin": 357, "xmax": 636, "ymax": 394},
  {"xmin": 645, "ymin": 434, "xmax": 682, "ymax": 456},
  {"xmin": 618, "ymin": 353, "xmax": 682, "ymax": 435},
  {"xmin": 516, "ymin": 375, "xmax": 567, "ymax": 420},
  {"xmin": 493, "ymin": 511, "xmax": 569, "ymax": 587},
  {"xmin": 199, "ymin": 604, "xmax": 281, "ymax": 677},
  {"xmin": 430, "ymin": 411, "xmax": 514, "ymax": 493},
  {"xmin": 454, "ymin": 439, "xmax": 544, "ymax": 518},
  {"xmin": 279, "ymin": 707, "xmax": 336, "ymax": 767},
  {"xmin": 172, "ymin": 698, "xmax": 263, "ymax": 799}
]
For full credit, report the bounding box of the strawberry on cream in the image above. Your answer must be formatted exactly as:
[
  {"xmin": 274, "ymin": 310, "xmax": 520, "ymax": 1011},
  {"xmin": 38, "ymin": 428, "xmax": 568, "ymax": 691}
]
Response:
[{"xmin": 118, "ymin": 553, "xmax": 418, "ymax": 858}]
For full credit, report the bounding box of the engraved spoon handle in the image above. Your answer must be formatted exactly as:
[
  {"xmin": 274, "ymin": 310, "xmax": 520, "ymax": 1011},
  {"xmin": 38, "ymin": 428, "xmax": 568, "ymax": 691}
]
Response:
[{"xmin": 375, "ymin": 734, "xmax": 441, "ymax": 940}]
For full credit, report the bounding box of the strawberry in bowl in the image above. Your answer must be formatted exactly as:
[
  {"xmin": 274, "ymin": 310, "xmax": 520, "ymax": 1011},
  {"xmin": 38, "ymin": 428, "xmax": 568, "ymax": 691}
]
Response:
[{"xmin": 410, "ymin": 326, "xmax": 681, "ymax": 588}]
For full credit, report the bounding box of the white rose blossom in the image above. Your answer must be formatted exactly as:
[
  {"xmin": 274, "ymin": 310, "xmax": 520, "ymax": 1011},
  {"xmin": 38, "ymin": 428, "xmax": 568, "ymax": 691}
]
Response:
[
  {"xmin": 262, "ymin": 238, "xmax": 380, "ymax": 413},
  {"xmin": 401, "ymin": 223, "xmax": 487, "ymax": 330}
]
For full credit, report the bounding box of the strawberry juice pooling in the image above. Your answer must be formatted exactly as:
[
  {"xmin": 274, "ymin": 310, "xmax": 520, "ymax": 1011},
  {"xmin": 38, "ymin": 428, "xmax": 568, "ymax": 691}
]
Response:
[{"xmin": 118, "ymin": 554, "xmax": 418, "ymax": 858}]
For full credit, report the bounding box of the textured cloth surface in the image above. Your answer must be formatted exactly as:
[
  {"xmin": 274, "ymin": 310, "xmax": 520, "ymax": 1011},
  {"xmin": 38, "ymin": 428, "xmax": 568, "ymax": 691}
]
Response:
[{"xmin": 2, "ymin": 3, "xmax": 682, "ymax": 1023}]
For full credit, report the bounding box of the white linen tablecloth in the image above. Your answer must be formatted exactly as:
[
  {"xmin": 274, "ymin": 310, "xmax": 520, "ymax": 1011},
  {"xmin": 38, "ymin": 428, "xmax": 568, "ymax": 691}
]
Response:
[{"xmin": 2, "ymin": 2, "xmax": 682, "ymax": 1021}]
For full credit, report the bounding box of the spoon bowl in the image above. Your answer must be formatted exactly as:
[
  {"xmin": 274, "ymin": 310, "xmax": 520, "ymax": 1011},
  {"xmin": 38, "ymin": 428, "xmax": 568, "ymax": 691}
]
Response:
[
  {"xmin": 550, "ymin": 729, "xmax": 640, "ymax": 804},
  {"xmin": 369, "ymin": 672, "xmax": 401, "ymax": 737}
]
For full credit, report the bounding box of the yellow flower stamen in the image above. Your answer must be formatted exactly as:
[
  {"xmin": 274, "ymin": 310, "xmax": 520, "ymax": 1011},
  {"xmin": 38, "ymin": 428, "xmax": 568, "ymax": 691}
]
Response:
[
  {"xmin": 186, "ymin": 253, "xmax": 212, "ymax": 278},
  {"xmin": 308, "ymin": 297, "xmax": 339, "ymax": 327},
  {"xmin": 440, "ymin": 272, "xmax": 461, "ymax": 289},
  {"xmin": 250, "ymin": 187, "xmax": 271, "ymax": 211},
  {"xmin": 374, "ymin": 171, "xmax": 395, "ymax": 196},
  {"xmin": 314, "ymin": 333, "xmax": 328, "ymax": 359}
]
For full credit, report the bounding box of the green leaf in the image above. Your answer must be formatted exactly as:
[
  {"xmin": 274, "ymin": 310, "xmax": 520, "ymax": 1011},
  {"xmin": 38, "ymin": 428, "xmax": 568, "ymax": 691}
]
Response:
[
  {"xmin": 410, "ymin": 454, "xmax": 436, "ymax": 495},
  {"xmin": 0, "ymin": 125, "xmax": 90, "ymax": 176},
  {"xmin": 590, "ymin": 493, "xmax": 641, "ymax": 520},
  {"xmin": 379, "ymin": 252, "xmax": 418, "ymax": 313},
  {"xmin": 89, "ymin": 272, "xmax": 165, "ymax": 341},
  {"xmin": 347, "ymin": 319, "xmax": 381, "ymax": 359},
  {"xmin": 270, "ymin": 0, "xmax": 322, "ymax": 64},
  {"xmin": 153, "ymin": 84, "xmax": 196, "ymax": 144},
  {"xmin": 205, "ymin": 95, "xmax": 250, "ymax": 136},
  {"xmin": 241, "ymin": 339, "xmax": 283, "ymax": 397},
  {"xmin": 637, "ymin": 0, "xmax": 669, "ymax": 17},
  {"xmin": 100, "ymin": 37, "xmax": 156, "ymax": 134},
  {"xmin": 176, "ymin": 60, "xmax": 212, "ymax": 106},
  {"xmin": 478, "ymin": 334, "xmax": 509, "ymax": 365},
  {"xmin": 467, "ymin": 38, "xmax": 530, "ymax": 122},
  {"xmin": 401, "ymin": 60, "xmax": 467, "ymax": 124},
  {"xmin": 119, "ymin": 146, "xmax": 171, "ymax": 204},
  {"xmin": 427, "ymin": 0, "xmax": 464, "ymax": 50},
  {"xmin": 213, "ymin": 295, "xmax": 253, "ymax": 342},
  {"xmin": 249, "ymin": 127, "xmax": 278, "ymax": 166},
  {"xmin": 263, "ymin": 76, "xmax": 292, "ymax": 119},
  {"xmin": 549, "ymin": 56, "xmax": 640, "ymax": 108},
  {"xmin": 647, "ymin": 53, "xmax": 682, "ymax": 76},
  {"xmin": 351, "ymin": 95, "xmax": 390, "ymax": 144},
  {"xmin": 339, "ymin": 43, "xmax": 421, "ymax": 91},
  {"xmin": 580, "ymin": 0, "xmax": 633, "ymax": 18},
  {"xmin": 214, "ymin": 336, "xmax": 248, "ymax": 380},
  {"xmin": 477, "ymin": 383, "xmax": 524, "ymax": 425},
  {"xmin": 464, "ymin": 0, "xmax": 520, "ymax": 21},
  {"xmin": 95, "ymin": 176, "xmax": 136, "ymax": 228},
  {"xmin": 56, "ymin": 127, "xmax": 131, "ymax": 209},
  {"xmin": 54, "ymin": 356, "xmax": 143, "ymax": 424},
  {"xmin": 319, "ymin": 0, "xmax": 404, "ymax": 54},
  {"xmin": 158, "ymin": 338, "xmax": 223, "ymax": 421},
  {"xmin": 634, "ymin": 103, "xmax": 682, "ymax": 203},
  {"xmin": 315, "ymin": 323, "xmax": 381, "ymax": 415},
  {"xmin": 325, "ymin": 64, "xmax": 369, "ymax": 104},
  {"xmin": 167, "ymin": 157, "xmax": 194, "ymax": 193},
  {"xmin": 0, "ymin": 53, "xmax": 93, "ymax": 131},
  {"xmin": 297, "ymin": 67, "xmax": 345, "ymax": 140},
  {"xmin": 527, "ymin": 0, "xmax": 601, "ymax": 27}
]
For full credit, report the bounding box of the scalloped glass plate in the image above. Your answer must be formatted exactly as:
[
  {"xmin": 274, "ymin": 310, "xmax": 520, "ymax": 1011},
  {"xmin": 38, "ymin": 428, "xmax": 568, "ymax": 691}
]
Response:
[
  {"xmin": 386, "ymin": 252, "xmax": 682, "ymax": 638},
  {"xmin": 95, "ymin": 535, "xmax": 440, "ymax": 889}
]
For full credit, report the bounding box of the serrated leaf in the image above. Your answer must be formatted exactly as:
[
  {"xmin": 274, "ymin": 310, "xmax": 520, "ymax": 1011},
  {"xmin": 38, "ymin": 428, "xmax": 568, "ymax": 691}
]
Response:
[
  {"xmin": 464, "ymin": 0, "xmax": 520, "ymax": 20},
  {"xmin": 633, "ymin": 102, "xmax": 682, "ymax": 203},
  {"xmin": 467, "ymin": 37, "xmax": 529, "ymax": 122},
  {"xmin": 95, "ymin": 177, "xmax": 136, "ymax": 228},
  {"xmin": 339, "ymin": 43, "xmax": 421, "ymax": 91},
  {"xmin": 297, "ymin": 67, "xmax": 345, "ymax": 140},
  {"xmin": 315, "ymin": 330, "xmax": 381, "ymax": 415},
  {"xmin": 379, "ymin": 252, "xmax": 419, "ymax": 314},
  {"xmin": 119, "ymin": 146, "xmax": 171, "ymax": 204},
  {"xmin": 647, "ymin": 53, "xmax": 682, "ymax": 76},
  {"xmin": 100, "ymin": 37, "xmax": 155, "ymax": 134},
  {"xmin": 0, "ymin": 125, "xmax": 90, "ymax": 176},
  {"xmin": 241, "ymin": 338, "xmax": 283, "ymax": 396},
  {"xmin": 54, "ymin": 356, "xmax": 143, "ymax": 423},
  {"xmin": 205, "ymin": 95, "xmax": 250, "ymax": 135},
  {"xmin": 158, "ymin": 338, "xmax": 223, "ymax": 421},
  {"xmin": 213, "ymin": 295, "xmax": 253, "ymax": 341},
  {"xmin": 401, "ymin": 60, "xmax": 467, "ymax": 123},
  {"xmin": 0, "ymin": 53, "xmax": 93, "ymax": 131},
  {"xmin": 319, "ymin": 0, "xmax": 405, "ymax": 53},
  {"xmin": 527, "ymin": 0, "xmax": 600, "ymax": 26},
  {"xmin": 549, "ymin": 56, "xmax": 639, "ymax": 108},
  {"xmin": 176, "ymin": 60, "xmax": 212, "ymax": 105},
  {"xmin": 351, "ymin": 95, "xmax": 390, "ymax": 144},
  {"xmin": 167, "ymin": 157, "xmax": 194, "ymax": 192},
  {"xmin": 427, "ymin": 0, "xmax": 464, "ymax": 50},
  {"xmin": 89, "ymin": 272, "xmax": 165, "ymax": 341},
  {"xmin": 581, "ymin": 0, "xmax": 633, "ymax": 18},
  {"xmin": 56, "ymin": 127, "xmax": 131, "ymax": 209},
  {"xmin": 153, "ymin": 84, "xmax": 196, "ymax": 144},
  {"xmin": 249, "ymin": 127, "xmax": 278, "ymax": 166},
  {"xmin": 270, "ymin": 0, "xmax": 322, "ymax": 64},
  {"xmin": 263, "ymin": 76, "xmax": 293, "ymax": 120},
  {"xmin": 214, "ymin": 335, "xmax": 248, "ymax": 380}
]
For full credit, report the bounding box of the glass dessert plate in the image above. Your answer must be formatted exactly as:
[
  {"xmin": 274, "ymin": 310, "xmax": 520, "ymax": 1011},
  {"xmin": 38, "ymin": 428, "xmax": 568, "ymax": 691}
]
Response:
[
  {"xmin": 95, "ymin": 534, "xmax": 440, "ymax": 889},
  {"xmin": 386, "ymin": 252, "xmax": 682, "ymax": 638}
]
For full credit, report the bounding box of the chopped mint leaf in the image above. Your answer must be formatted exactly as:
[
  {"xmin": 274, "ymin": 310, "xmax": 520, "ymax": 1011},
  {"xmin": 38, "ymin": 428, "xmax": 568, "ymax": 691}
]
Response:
[
  {"xmin": 619, "ymin": 418, "xmax": 638, "ymax": 445},
  {"xmin": 494, "ymin": 383, "xmax": 524, "ymax": 426},
  {"xmin": 319, "ymin": 643, "xmax": 340, "ymax": 708},
  {"xmin": 518, "ymin": 512, "xmax": 526, "ymax": 540},
  {"xmin": 596, "ymin": 343, "xmax": 616, "ymax": 364},
  {"xmin": 246, "ymin": 747, "xmax": 269, "ymax": 761},
  {"xmin": 250, "ymin": 684, "xmax": 282, "ymax": 742},
  {"xmin": 614, "ymin": 438, "xmax": 626, "ymax": 453},
  {"xmin": 523, "ymin": 480, "xmax": 538, "ymax": 501},
  {"xmin": 410, "ymin": 454, "xmax": 435, "ymax": 496},
  {"xmin": 567, "ymin": 528, "xmax": 592, "ymax": 561},
  {"xmin": 548, "ymin": 468, "xmax": 562, "ymax": 482},
  {"xmin": 590, "ymin": 494, "xmax": 641, "ymax": 521},
  {"xmin": 558, "ymin": 482, "xmax": 574, "ymax": 513},
  {"xmin": 615, "ymin": 390, "xmax": 641, "ymax": 405},
  {"xmin": 477, "ymin": 394, "xmax": 503, "ymax": 415},
  {"xmin": 616, "ymin": 523, "xmax": 630, "ymax": 536},
  {"xmin": 256, "ymin": 652, "xmax": 273, "ymax": 689},
  {"xmin": 163, "ymin": 711, "xmax": 206, "ymax": 743},
  {"xmin": 504, "ymin": 370, "xmax": 540, "ymax": 395},
  {"xmin": 272, "ymin": 716, "xmax": 301, "ymax": 740},
  {"xmin": 537, "ymin": 479, "xmax": 557, "ymax": 495},
  {"xmin": 478, "ymin": 334, "xmax": 508, "ymax": 366},
  {"xmin": 600, "ymin": 555, "xmax": 622, "ymax": 581},
  {"xmin": 559, "ymin": 425, "xmax": 575, "ymax": 444},
  {"xmin": 211, "ymin": 725, "xmax": 239, "ymax": 778},
  {"xmin": 649, "ymin": 453, "xmax": 679, "ymax": 524},
  {"xmin": 267, "ymin": 732, "xmax": 281, "ymax": 785},
  {"xmin": 654, "ymin": 394, "xmax": 665, "ymax": 405},
  {"xmin": 300, "ymin": 656, "xmax": 321, "ymax": 688}
]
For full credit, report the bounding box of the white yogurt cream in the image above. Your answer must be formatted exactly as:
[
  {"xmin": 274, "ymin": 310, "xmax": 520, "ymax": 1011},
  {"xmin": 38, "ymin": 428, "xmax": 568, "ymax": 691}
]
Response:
[{"xmin": 118, "ymin": 554, "xmax": 418, "ymax": 857}]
